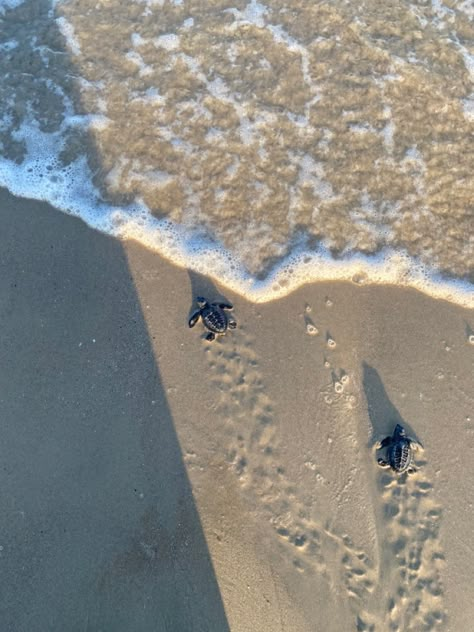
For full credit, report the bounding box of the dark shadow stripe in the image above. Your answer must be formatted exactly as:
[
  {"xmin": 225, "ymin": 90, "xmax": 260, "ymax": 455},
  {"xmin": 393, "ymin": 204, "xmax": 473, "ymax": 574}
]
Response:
[{"xmin": 0, "ymin": 188, "xmax": 230, "ymax": 632}]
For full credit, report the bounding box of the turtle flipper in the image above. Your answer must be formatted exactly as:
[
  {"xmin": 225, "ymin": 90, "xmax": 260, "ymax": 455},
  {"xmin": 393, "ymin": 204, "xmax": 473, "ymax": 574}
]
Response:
[
  {"xmin": 377, "ymin": 458, "xmax": 390, "ymax": 468},
  {"xmin": 206, "ymin": 332, "xmax": 216, "ymax": 341},
  {"xmin": 189, "ymin": 310, "xmax": 201, "ymax": 328},
  {"xmin": 228, "ymin": 319, "xmax": 237, "ymax": 329},
  {"xmin": 375, "ymin": 436, "xmax": 392, "ymax": 450},
  {"xmin": 408, "ymin": 438, "xmax": 424, "ymax": 451},
  {"xmin": 218, "ymin": 302, "xmax": 233, "ymax": 310}
]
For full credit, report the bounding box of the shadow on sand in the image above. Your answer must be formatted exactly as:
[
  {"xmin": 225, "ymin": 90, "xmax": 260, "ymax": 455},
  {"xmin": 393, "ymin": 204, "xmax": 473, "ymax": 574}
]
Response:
[
  {"xmin": 0, "ymin": 190, "xmax": 230, "ymax": 631},
  {"xmin": 362, "ymin": 362, "xmax": 422, "ymax": 448},
  {"xmin": 0, "ymin": 0, "xmax": 229, "ymax": 632},
  {"xmin": 1, "ymin": 1, "xmax": 230, "ymax": 628}
]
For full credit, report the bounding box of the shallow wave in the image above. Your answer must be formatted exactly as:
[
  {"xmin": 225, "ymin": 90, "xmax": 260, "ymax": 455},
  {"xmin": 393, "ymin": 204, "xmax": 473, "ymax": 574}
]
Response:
[{"xmin": 0, "ymin": 0, "xmax": 473, "ymax": 306}]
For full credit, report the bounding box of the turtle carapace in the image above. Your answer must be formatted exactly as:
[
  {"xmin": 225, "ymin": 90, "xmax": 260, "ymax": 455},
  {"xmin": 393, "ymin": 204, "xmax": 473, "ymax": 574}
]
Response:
[
  {"xmin": 188, "ymin": 296, "xmax": 236, "ymax": 341},
  {"xmin": 376, "ymin": 423, "xmax": 423, "ymax": 475}
]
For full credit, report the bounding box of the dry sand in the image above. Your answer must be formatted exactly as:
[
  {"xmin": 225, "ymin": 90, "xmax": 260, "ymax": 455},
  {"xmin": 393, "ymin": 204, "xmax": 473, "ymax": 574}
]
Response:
[{"xmin": 0, "ymin": 186, "xmax": 473, "ymax": 631}]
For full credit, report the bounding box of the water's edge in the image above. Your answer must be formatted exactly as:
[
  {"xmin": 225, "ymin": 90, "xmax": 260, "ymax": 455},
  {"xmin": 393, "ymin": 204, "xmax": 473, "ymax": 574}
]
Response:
[{"xmin": 1, "ymin": 181, "xmax": 472, "ymax": 308}]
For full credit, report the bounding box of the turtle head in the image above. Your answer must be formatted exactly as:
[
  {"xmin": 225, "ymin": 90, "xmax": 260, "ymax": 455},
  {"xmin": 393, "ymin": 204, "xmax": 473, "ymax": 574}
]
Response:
[
  {"xmin": 196, "ymin": 296, "xmax": 208, "ymax": 308},
  {"xmin": 394, "ymin": 424, "xmax": 406, "ymax": 437}
]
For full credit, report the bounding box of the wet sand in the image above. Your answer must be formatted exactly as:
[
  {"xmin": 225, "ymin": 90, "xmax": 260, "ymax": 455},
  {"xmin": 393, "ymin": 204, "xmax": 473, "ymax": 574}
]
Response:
[{"xmin": 1, "ymin": 187, "xmax": 473, "ymax": 631}]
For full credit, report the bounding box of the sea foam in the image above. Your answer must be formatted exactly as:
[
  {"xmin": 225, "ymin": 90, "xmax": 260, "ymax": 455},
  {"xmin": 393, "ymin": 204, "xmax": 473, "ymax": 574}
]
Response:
[
  {"xmin": 0, "ymin": 119, "xmax": 472, "ymax": 309},
  {"xmin": 0, "ymin": 0, "xmax": 473, "ymax": 308}
]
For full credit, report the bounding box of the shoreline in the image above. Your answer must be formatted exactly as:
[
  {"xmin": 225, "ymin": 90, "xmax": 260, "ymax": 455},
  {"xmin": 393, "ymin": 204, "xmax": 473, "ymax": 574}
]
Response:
[
  {"xmin": 1, "ymin": 187, "xmax": 473, "ymax": 631},
  {"xmin": 0, "ymin": 178, "xmax": 472, "ymax": 309},
  {"xmin": 2, "ymin": 0, "xmax": 473, "ymax": 314}
]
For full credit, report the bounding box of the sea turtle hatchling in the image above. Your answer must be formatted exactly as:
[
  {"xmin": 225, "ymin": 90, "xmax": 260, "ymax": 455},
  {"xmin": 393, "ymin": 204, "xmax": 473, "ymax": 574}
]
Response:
[
  {"xmin": 376, "ymin": 423, "xmax": 423, "ymax": 475},
  {"xmin": 188, "ymin": 296, "xmax": 237, "ymax": 341}
]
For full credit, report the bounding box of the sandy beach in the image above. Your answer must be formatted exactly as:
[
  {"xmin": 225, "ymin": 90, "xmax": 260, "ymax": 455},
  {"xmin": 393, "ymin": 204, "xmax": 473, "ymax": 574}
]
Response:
[{"xmin": 1, "ymin": 186, "xmax": 473, "ymax": 631}]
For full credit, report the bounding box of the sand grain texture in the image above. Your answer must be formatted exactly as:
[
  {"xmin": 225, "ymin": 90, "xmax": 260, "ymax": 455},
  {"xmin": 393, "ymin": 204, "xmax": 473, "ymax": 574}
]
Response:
[{"xmin": 0, "ymin": 188, "xmax": 473, "ymax": 631}]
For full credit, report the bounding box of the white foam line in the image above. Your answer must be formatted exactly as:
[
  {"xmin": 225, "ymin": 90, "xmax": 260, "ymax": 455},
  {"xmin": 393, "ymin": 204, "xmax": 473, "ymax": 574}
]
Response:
[
  {"xmin": 55, "ymin": 16, "xmax": 82, "ymax": 57},
  {"xmin": 448, "ymin": 30, "xmax": 474, "ymax": 122},
  {"xmin": 177, "ymin": 52, "xmax": 266, "ymax": 146},
  {"xmin": 117, "ymin": 220, "xmax": 474, "ymax": 309},
  {"xmin": 224, "ymin": 2, "xmax": 321, "ymax": 127},
  {"xmin": 0, "ymin": 127, "xmax": 472, "ymax": 309},
  {"xmin": 125, "ymin": 50, "xmax": 154, "ymax": 77},
  {"xmin": 457, "ymin": 44, "xmax": 474, "ymax": 82},
  {"xmin": 266, "ymin": 24, "xmax": 313, "ymax": 91},
  {"xmin": 431, "ymin": 0, "xmax": 452, "ymax": 21},
  {"xmin": 381, "ymin": 106, "xmax": 395, "ymax": 153},
  {"xmin": 0, "ymin": 39, "xmax": 18, "ymax": 52},
  {"xmin": 457, "ymin": 0, "xmax": 474, "ymax": 19},
  {"xmin": 153, "ymin": 33, "xmax": 180, "ymax": 51},
  {"xmin": 225, "ymin": 1, "xmax": 268, "ymax": 29},
  {"xmin": 225, "ymin": 0, "xmax": 312, "ymax": 90},
  {"xmin": 0, "ymin": 80, "xmax": 472, "ymax": 310}
]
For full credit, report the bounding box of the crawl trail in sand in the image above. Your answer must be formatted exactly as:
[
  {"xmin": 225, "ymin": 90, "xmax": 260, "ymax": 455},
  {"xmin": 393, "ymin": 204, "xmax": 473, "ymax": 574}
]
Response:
[
  {"xmin": 204, "ymin": 328, "xmax": 377, "ymax": 618},
  {"xmin": 202, "ymin": 326, "xmax": 447, "ymax": 630}
]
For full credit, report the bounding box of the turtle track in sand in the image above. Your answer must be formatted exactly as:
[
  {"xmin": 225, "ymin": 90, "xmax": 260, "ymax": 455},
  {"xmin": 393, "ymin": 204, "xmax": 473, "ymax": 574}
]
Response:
[
  {"xmin": 355, "ymin": 457, "xmax": 446, "ymax": 631},
  {"xmin": 202, "ymin": 326, "xmax": 447, "ymax": 630},
  {"xmin": 315, "ymin": 366, "xmax": 379, "ymax": 607},
  {"xmin": 203, "ymin": 327, "xmax": 378, "ymax": 615},
  {"xmin": 378, "ymin": 465, "xmax": 446, "ymax": 631}
]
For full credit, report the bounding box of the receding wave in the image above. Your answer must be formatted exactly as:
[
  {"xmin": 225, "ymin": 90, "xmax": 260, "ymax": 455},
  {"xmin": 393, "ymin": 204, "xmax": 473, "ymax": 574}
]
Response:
[{"xmin": 0, "ymin": 0, "xmax": 473, "ymax": 306}]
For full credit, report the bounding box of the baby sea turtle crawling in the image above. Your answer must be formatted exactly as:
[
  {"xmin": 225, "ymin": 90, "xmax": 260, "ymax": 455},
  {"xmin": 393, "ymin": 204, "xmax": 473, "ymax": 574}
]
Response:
[
  {"xmin": 376, "ymin": 423, "xmax": 423, "ymax": 475},
  {"xmin": 188, "ymin": 296, "xmax": 236, "ymax": 341}
]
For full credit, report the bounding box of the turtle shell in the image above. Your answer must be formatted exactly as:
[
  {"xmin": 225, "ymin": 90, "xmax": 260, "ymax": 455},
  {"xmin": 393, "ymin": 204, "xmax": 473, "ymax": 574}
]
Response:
[
  {"xmin": 388, "ymin": 438, "xmax": 413, "ymax": 473},
  {"xmin": 201, "ymin": 304, "xmax": 227, "ymax": 334}
]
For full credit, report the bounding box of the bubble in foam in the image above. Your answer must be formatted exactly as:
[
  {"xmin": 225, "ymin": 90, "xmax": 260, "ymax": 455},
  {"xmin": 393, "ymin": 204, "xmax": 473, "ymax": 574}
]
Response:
[
  {"xmin": 351, "ymin": 272, "xmax": 368, "ymax": 285},
  {"xmin": 0, "ymin": 111, "xmax": 473, "ymax": 310},
  {"xmin": 111, "ymin": 212, "xmax": 126, "ymax": 227}
]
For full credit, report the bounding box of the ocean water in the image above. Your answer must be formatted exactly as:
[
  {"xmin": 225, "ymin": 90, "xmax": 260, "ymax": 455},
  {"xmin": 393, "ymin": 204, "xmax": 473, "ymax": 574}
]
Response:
[{"xmin": 0, "ymin": 0, "xmax": 473, "ymax": 305}]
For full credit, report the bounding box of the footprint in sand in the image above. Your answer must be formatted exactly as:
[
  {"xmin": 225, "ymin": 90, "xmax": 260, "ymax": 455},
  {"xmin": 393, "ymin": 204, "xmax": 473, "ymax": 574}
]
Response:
[
  {"xmin": 204, "ymin": 326, "xmax": 277, "ymax": 489},
  {"xmin": 351, "ymin": 456, "xmax": 446, "ymax": 632},
  {"xmin": 376, "ymin": 465, "xmax": 446, "ymax": 631},
  {"xmin": 203, "ymin": 329, "xmax": 377, "ymax": 610},
  {"xmin": 303, "ymin": 306, "xmax": 319, "ymax": 336},
  {"xmin": 205, "ymin": 338, "xmax": 447, "ymax": 630},
  {"xmin": 318, "ymin": 368, "xmax": 360, "ymax": 414}
]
